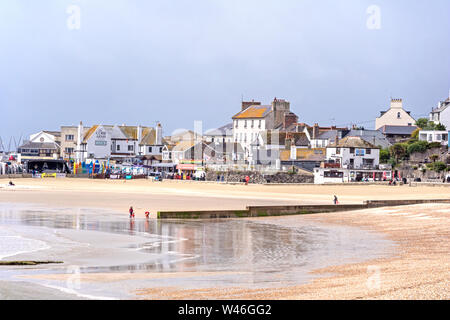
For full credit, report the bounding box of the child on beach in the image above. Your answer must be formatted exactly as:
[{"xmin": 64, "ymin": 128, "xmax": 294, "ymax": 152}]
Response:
[
  {"xmin": 333, "ymin": 195, "xmax": 339, "ymax": 205},
  {"xmin": 129, "ymin": 206, "xmax": 134, "ymax": 218}
]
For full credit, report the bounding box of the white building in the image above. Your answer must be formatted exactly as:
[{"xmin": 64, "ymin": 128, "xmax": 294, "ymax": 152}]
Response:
[
  {"xmin": 325, "ymin": 136, "xmax": 380, "ymax": 170},
  {"xmin": 375, "ymin": 98, "xmax": 416, "ymax": 130},
  {"xmin": 76, "ymin": 123, "xmax": 165, "ymax": 162},
  {"xmin": 232, "ymin": 98, "xmax": 294, "ymax": 161},
  {"xmin": 418, "ymin": 130, "xmax": 449, "ymax": 146},
  {"xmin": 17, "ymin": 130, "xmax": 61, "ymax": 160},
  {"xmin": 429, "ymin": 95, "xmax": 450, "ymax": 129}
]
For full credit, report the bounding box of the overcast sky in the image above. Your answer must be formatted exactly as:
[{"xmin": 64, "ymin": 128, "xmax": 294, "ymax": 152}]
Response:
[{"xmin": 1, "ymin": 0, "xmax": 449, "ymax": 148}]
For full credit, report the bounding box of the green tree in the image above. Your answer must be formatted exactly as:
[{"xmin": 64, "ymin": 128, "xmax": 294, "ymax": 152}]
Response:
[
  {"xmin": 435, "ymin": 123, "xmax": 447, "ymax": 130},
  {"xmin": 415, "ymin": 118, "xmax": 447, "ymax": 131},
  {"xmin": 389, "ymin": 143, "xmax": 408, "ymax": 162},
  {"xmin": 379, "ymin": 148, "xmax": 390, "ymax": 163},
  {"xmin": 415, "ymin": 118, "xmax": 429, "ymax": 129}
]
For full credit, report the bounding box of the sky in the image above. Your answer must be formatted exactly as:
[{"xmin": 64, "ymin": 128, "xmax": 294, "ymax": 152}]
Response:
[{"xmin": 0, "ymin": 0, "xmax": 449, "ymax": 150}]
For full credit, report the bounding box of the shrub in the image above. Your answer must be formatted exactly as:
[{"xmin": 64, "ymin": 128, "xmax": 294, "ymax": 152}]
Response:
[
  {"xmin": 411, "ymin": 128, "xmax": 420, "ymax": 140},
  {"xmin": 427, "ymin": 161, "xmax": 447, "ymax": 172},
  {"xmin": 427, "ymin": 142, "xmax": 442, "ymax": 149},
  {"xmin": 407, "ymin": 140, "xmax": 428, "ymax": 154}
]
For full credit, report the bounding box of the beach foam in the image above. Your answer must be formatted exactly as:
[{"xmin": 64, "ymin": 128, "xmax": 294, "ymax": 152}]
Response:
[{"xmin": 0, "ymin": 226, "xmax": 49, "ymax": 260}]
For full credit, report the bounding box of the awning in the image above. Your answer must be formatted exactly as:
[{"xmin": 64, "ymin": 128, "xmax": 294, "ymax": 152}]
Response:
[{"xmin": 177, "ymin": 164, "xmax": 195, "ymax": 170}]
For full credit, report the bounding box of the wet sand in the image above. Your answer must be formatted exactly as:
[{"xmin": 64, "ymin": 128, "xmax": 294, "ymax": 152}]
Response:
[{"xmin": 134, "ymin": 203, "xmax": 450, "ymax": 299}]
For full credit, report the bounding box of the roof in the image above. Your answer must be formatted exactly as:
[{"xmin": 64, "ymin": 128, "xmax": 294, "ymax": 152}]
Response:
[
  {"xmin": 258, "ymin": 131, "xmax": 310, "ymax": 146},
  {"xmin": 118, "ymin": 126, "xmax": 138, "ymax": 139},
  {"xmin": 139, "ymin": 128, "xmax": 156, "ymax": 145},
  {"xmin": 344, "ymin": 129, "xmax": 391, "ymax": 148},
  {"xmin": 83, "ymin": 125, "xmax": 99, "ymax": 142},
  {"xmin": 204, "ymin": 123, "xmax": 233, "ymax": 136},
  {"xmin": 232, "ymin": 105, "xmax": 272, "ymax": 119},
  {"xmin": 205, "ymin": 142, "xmax": 244, "ymax": 154},
  {"xmin": 329, "ymin": 136, "xmax": 379, "ymax": 149},
  {"xmin": 378, "ymin": 125, "xmax": 418, "ymax": 135},
  {"xmin": 431, "ymin": 99, "xmax": 450, "ymax": 113},
  {"xmin": 43, "ymin": 131, "xmax": 61, "ymax": 137},
  {"xmin": 18, "ymin": 141, "xmax": 59, "ymax": 150},
  {"xmin": 172, "ymin": 140, "xmax": 196, "ymax": 152},
  {"xmin": 279, "ymin": 148, "xmax": 326, "ymax": 162}
]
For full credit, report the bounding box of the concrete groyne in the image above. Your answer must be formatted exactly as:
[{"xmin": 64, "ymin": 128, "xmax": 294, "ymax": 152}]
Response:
[{"xmin": 157, "ymin": 199, "xmax": 450, "ymax": 219}]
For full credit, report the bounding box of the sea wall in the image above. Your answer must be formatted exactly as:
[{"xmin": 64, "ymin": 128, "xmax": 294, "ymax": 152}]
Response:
[
  {"xmin": 205, "ymin": 171, "xmax": 313, "ymax": 184},
  {"xmin": 157, "ymin": 198, "xmax": 450, "ymax": 219}
]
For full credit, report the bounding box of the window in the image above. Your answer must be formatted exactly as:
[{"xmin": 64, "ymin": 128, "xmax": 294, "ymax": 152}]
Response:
[
  {"xmin": 235, "ymin": 121, "xmax": 238, "ymax": 128},
  {"xmin": 244, "ymin": 120, "xmax": 247, "ymax": 128},
  {"xmin": 397, "ymin": 112, "xmax": 401, "ymax": 119},
  {"xmin": 251, "ymin": 120, "xmax": 254, "ymax": 128},
  {"xmin": 336, "ymin": 148, "xmax": 341, "ymax": 154},
  {"xmin": 324, "ymin": 171, "xmax": 343, "ymax": 178},
  {"xmin": 258, "ymin": 120, "xmax": 262, "ymax": 128},
  {"xmin": 128, "ymin": 145, "xmax": 134, "ymax": 151},
  {"xmin": 117, "ymin": 145, "xmax": 120, "ymax": 151},
  {"xmin": 65, "ymin": 134, "xmax": 74, "ymax": 141},
  {"xmin": 366, "ymin": 148, "xmax": 371, "ymax": 154},
  {"xmin": 350, "ymin": 147, "xmax": 355, "ymax": 154},
  {"xmin": 159, "ymin": 147, "xmax": 162, "ymax": 153},
  {"xmin": 65, "ymin": 147, "xmax": 74, "ymax": 154},
  {"xmin": 148, "ymin": 147, "xmax": 152, "ymax": 153},
  {"xmin": 95, "ymin": 140, "xmax": 107, "ymax": 146}
]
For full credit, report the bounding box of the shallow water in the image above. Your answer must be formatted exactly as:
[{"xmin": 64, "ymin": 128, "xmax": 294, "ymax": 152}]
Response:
[{"xmin": 0, "ymin": 203, "xmax": 395, "ymax": 299}]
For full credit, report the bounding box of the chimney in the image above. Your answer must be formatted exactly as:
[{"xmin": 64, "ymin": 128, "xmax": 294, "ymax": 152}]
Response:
[
  {"xmin": 156, "ymin": 123, "xmax": 162, "ymax": 145},
  {"xmin": 241, "ymin": 100, "xmax": 261, "ymax": 111},
  {"xmin": 283, "ymin": 112, "xmax": 298, "ymax": 129},
  {"xmin": 390, "ymin": 98, "xmax": 403, "ymax": 109},
  {"xmin": 76, "ymin": 121, "xmax": 83, "ymax": 163},
  {"xmin": 137, "ymin": 125, "xmax": 142, "ymax": 144},
  {"xmin": 313, "ymin": 123, "xmax": 319, "ymax": 139}
]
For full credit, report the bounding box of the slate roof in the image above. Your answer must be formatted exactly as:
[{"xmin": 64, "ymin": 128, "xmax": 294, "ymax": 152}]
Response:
[
  {"xmin": 344, "ymin": 129, "xmax": 391, "ymax": 149},
  {"xmin": 204, "ymin": 123, "xmax": 233, "ymax": 136},
  {"xmin": 378, "ymin": 125, "xmax": 418, "ymax": 135},
  {"xmin": 18, "ymin": 141, "xmax": 59, "ymax": 150}
]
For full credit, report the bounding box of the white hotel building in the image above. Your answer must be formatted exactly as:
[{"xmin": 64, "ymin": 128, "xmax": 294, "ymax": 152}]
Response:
[{"xmin": 232, "ymin": 98, "xmax": 293, "ymax": 161}]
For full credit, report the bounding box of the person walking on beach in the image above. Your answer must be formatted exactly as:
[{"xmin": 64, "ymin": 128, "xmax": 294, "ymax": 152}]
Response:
[
  {"xmin": 333, "ymin": 195, "xmax": 339, "ymax": 205},
  {"xmin": 129, "ymin": 206, "xmax": 134, "ymax": 218},
  {"xmin": 245, "ymin": 175, "xmax": 250, "ymax": 185}
]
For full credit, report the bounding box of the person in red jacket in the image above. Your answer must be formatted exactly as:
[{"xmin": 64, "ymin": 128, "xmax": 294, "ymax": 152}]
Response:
[
  {"xmin": 245, "ymin": 175, "xmax": 250, "ymax": 185},
  {"xmin": 129, "ymin": 206, "xmax": 134, "ymax": 218}
]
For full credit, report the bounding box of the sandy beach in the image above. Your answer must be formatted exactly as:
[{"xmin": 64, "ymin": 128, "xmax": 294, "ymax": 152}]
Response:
[
  {"xmin": 0, "ymin": 178, "xmax": 449, "ymax": 299},
  {"xmin": 2, "ymin": 178, "xmax": 450, "ymax": 213}
]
